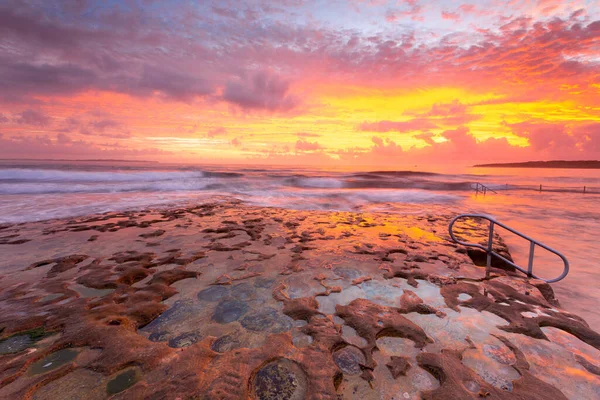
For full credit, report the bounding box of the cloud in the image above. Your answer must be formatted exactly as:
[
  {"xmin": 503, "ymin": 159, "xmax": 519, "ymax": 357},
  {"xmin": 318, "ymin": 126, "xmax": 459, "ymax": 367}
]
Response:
[
  {"xmin": 296, "ymin": 132, "xmax": 321, "ymax": 138},
  {"xmin": 415, "ymin": 132, "xmax": 435, "ymax": 145},
  {"xmin": 60, "ymin": 114, "xmax": 131, "ymax": 138},
  {"xmin": 207, "ymin": 127, "xmax": 227, "ymax": 138},
  {"xmin": 359, "ymin": 118, "xmax": 438, "ymax": 132},
  {"xmin": 370, "ymin": 136, "xmax": 404, "ymax": 157},
  {"xmin": 506, "ymin": 120, "xmax": 600, "ymax": 157},
  {"xmin": 385, "ymin": 1, "xmax": 423, "ymax": 22},
  {"xmin": 295, "ymin": 139, "xmax": 321, "ymax": 151},
  {"xmin": 409, "ymin": 100, "xmax": 481, "ymax": 126},
  {"xmin": 0, "ymin": 113, "xmax": 8, "ymax": 123},
  {"xmin": 0, "ymin": 6, "xmax": 109, "ymax": 51},
  {"xmin": 0, "ymin": 59, "xmax": 214, "ymax": 102},
  {"xmin": 0, "ymin": 133, "xmax": 170, "ymax": 160},
  {"xmin": 14, "ymin": 109, "xmax": 52, "ymax": 126},
  {"xmin": 441, "ymin": 11, "xmax": 460, "ymax": 21},
  {"xmin": 0, "ymin": 59, "xmax": 98, "ymax": 97},
  {"xmin": 0, "ymin": 1, "xmax": 599, "ymax": 164},
  {"xmin": 424, "ymin": 100, "xmax": 467, "ymax": 117},
  {"xmin": 508, "ymin": 121, "xmax": 572, "ymax": 151},
  {"xmin": 222, "ymin": 70, "xmax": 301, "ymax": 112},
  {"xmin": 89, "ymin": 118, "xmax": 122, "ymax": 132},
  {"xmin": 231, "ymin": 137, "xmax": 242, "ymax": 147},
  {"xmin": 131, "ymin": 66, "xmax": 214, "ymax": 101}
]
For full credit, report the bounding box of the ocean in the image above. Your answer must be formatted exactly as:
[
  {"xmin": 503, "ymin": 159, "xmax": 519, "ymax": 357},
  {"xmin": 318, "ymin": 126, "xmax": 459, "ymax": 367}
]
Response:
[{"xmin": 1, "ymin": 160, "xmax": 599, "ymax": 330}]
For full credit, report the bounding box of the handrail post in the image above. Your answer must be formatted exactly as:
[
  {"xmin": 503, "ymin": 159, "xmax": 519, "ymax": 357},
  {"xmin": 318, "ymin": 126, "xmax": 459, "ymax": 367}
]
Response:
[
  {"xmin": 527, "ymin": 241, "xmax": 535, "ymax": 277},
  {"xmin": 448, "ymin": 214, "xmax": 569, "ymax": 283}
]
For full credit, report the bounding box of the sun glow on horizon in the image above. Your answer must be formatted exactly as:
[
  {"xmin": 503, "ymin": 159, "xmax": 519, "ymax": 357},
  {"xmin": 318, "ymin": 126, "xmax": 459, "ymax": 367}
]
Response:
[{"xmin": 0, "ymin": 1, "xmax": 599, "ymax": 165}]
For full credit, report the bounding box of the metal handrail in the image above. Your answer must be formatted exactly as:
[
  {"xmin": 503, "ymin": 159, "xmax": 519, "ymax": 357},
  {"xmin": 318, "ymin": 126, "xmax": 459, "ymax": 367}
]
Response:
[
  {"xmin": 448, "ymin": 213, "xmax": 569, "ymax": 283},
  {"xmin": 473, "ymin": 182, "xmax": 497, "ymax": 195}
]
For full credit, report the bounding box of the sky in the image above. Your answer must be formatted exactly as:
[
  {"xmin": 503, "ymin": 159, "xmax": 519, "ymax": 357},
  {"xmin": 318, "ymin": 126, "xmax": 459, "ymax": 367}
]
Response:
[{"xmin": 0, "ymin": 0, "xmax": 599, "ymax": 166}]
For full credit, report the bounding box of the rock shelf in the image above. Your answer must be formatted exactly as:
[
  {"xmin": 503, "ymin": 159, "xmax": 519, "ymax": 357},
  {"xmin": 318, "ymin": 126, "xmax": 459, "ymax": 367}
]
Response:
[{"xmin": 0, "ymin": 201, "xmax": 598, "ymax": 399}]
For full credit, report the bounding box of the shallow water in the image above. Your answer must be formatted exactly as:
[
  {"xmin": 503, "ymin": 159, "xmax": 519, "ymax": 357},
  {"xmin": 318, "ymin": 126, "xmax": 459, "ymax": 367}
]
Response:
[{"xmin": 0, "ymin": 160, "xmax": 598, "ymax": 330}]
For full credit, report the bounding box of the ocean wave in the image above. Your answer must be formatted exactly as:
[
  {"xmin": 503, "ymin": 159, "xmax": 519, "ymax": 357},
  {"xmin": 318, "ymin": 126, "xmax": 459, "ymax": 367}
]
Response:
[
  {"xmin": 0, "ymin": 168, "xmax": 207, "ymax": 182},
  {"xmin": 357, "ymin": 170, "xmax": 440, "ymax": 177},
  {"xmin": 0, "ymin": 179, "xmax": 213, "ymax": 195},
  {"xmin": 240, "ymin": 188, "xmax": 460, "ymax": 212},
  {"xmin": 285, "ymin": 177, "xmax": 345, "ymax": 188},
  {"xmin": 343, "ymin": 189, "xmax": 459, "ymax": 204},
  {"xmin": 285, "ymin": 176, "xmax": 475, "ymax": 191}
]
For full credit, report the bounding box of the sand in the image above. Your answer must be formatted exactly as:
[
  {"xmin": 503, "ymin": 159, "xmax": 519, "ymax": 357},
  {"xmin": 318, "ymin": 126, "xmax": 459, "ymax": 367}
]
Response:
[{"xmin": 0, "ymin": 200, "xmax": 598, "ymax": 399}]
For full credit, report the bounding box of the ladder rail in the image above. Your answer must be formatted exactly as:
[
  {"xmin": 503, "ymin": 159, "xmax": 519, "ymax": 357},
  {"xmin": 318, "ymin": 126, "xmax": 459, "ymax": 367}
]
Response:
[
  {"xmin": 473, "ymin": 182, "xmax": 497, "ymax": 194},
  {"xmin": 448, "ymin": 213, "xmax": 569, "ymax": 283}
]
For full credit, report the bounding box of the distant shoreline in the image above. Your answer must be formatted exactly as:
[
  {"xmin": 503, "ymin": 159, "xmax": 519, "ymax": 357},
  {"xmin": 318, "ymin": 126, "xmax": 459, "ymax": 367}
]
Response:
[{"xmin": 473, "ymin": 160, "xmax": 600, "ymax": 169}]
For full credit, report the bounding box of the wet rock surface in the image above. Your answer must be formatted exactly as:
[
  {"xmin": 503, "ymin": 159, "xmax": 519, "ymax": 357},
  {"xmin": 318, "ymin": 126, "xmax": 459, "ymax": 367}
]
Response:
[
  {"xmin": 252, "ymin": 359, "xmax": 307, "ymax": 400},
  {"xmin": 0, "ymin": 335, "xmax": 33, "ymax": 355},
  {"xmin": 213, "ymin": 298, "xmax": 249, "ymax": 323},
  {"xmin": 168, "ymin": 331, "xmax": 202, "ymax": 348},
  {"xmin": 387, "ymin": 355, "xmax": 412, "ymax": 378},
  {"xmin": 197, "ymin": 285, "xmax": 229, "ymax": 301},
  {"xmin": 333, "ymin": 346, "xmax": 366, "ymax": 375},
  {"xmin": 29, "ymin": 349, "xmax": 79, "ymax": 375},
  {"xmin": 211, "ymin": 334, "xmax": 241, "ymax": 353},
  {"xmin": 241, "ymin": 307, "xmax": 293, "ymax": 333},
  {"xmin": 0, "ymin": 203, "xmax": 598, "ymax": 399},
  {"xmin": 106, "ymin": 368, "xmax": 141, "ymax": 395}
]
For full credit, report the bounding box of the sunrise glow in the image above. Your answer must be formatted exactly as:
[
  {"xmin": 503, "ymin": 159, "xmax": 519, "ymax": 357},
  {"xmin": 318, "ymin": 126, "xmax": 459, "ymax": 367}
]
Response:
[{"xmin": 0, "ymin": 1, "xmax": 599, "ymax": 164}]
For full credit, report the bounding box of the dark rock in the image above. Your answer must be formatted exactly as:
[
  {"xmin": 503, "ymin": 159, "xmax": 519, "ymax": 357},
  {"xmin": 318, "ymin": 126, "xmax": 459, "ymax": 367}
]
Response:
[
  {"xmin": 139, "ymin": 229, "xmax": 166, "ymax": 239},
  {"xmin": 211, "ymin": 334, "xmax": 241, "ymax": 353},
  {"xmin": 148, "ymin": 332, "xmax": 169, "ymax": 342},
  {"xmin": 230, "ymin": 283, "xmax": 254, "ymax": 300},
  {"xmin": 197, "ymin": 286, "xmax": 229, "ymax": 302},
  {"xmin": 213, "ymin": 299, "xmax": 248, "ymax": 324},
  {"xmin": 141, "ymin": 300, "xmax": 200, "ymax": 332},
  {"xmin": 168, "ymin": 331, "xmax": 202, "ymax": 348},
  {"xmin": 240, "ymin": 308, "xmax": 293, "ymax": 333},
  {"xmin": 332, "ymin": 346, "xmax": 365, "ymax": 375},
  {"xmin": 252, "ymin": 359, "xmax": 307, "ymax": 400},
  {"xmin": 254, "ymin": 277, "xmax": 276, "ymax": 288},
  {"xmin": 333, "ymin": 267, "xmax": 362, "ymax": 280}
]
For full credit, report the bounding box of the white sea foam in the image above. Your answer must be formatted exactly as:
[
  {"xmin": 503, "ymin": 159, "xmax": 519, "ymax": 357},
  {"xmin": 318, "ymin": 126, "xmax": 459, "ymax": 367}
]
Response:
[
  {"xmin": 289, "ymin": 177, "xmax": 345, "ymax": 188},
  {"xmin": 0, "ymin": 168, "xmax": 205, "ymax": 182}
]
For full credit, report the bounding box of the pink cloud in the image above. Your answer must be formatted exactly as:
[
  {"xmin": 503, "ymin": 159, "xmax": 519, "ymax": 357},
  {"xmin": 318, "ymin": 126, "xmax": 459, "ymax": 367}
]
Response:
[
  {"xmin": 296, "ymin": 132, "xmax": 321, "ymax": 138},
  {"xmin": 371, "ymin": 136, "xmax": 404, "ymax": 157},
  {"xmin": 507, "ymin": 120, "xmax": 600, "ymax": 158},
  {"xmin": 441, "ymin": 11, "xmax": 461, "ymax": 21},
  {"xmin": 58, "ymin": 114, "xmax": 131, "ymax": 138},
  {"xmin": 0, "ymin": 133, "xmax": 170, "ymax": 160},
  {"xmin": 14, "ymin": 109, "xmax": 52, "ymax": 126},
  {"xmin": 295, "ymin": 139, "xmax": 321, "ymax": 151},
  {"xmin": 359, "ymin": 118, "xmax": 438, "ymax": 133},
  {"xmin": 207, "ymin": 127, "xmax": 227, "ymax": 138}
]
